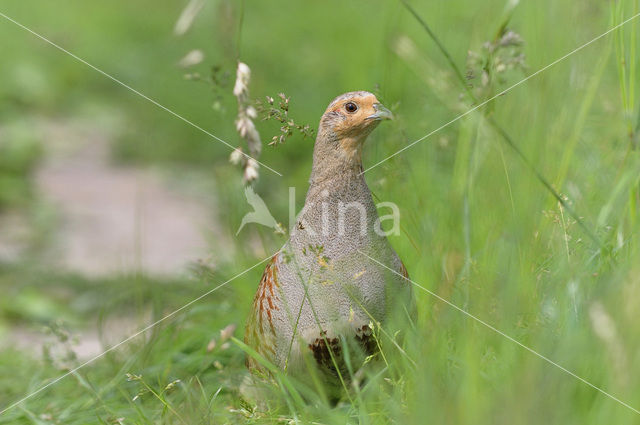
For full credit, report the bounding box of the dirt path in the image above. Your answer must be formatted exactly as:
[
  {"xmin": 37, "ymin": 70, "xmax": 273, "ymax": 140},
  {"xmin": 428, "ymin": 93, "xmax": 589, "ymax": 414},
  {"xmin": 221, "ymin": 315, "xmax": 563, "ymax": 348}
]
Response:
[
  {"xmin": 1, "ymin": 117, "xmax": 229, "ymax": 359},
  {"xmin": 33, "ymin": 118, "xmax": 223, "ymax": 277}
]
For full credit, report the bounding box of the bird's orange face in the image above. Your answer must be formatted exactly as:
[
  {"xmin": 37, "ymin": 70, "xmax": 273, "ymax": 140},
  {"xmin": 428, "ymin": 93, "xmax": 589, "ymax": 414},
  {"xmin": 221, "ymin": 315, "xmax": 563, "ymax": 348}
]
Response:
[
  {"xmin": 322, "ymin": 92, "xmax": 393, "ymax": 139},
  {"xmin": 320, "ymin": 91, "xmax": 393, "ymax": 159}
]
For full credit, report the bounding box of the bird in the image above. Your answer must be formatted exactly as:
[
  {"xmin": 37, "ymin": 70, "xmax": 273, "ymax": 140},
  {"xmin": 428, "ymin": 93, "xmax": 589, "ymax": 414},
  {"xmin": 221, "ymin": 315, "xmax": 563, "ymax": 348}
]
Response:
[{"xmin": 244, "ymin": 91, "xmax": 412, "ymax": 398}]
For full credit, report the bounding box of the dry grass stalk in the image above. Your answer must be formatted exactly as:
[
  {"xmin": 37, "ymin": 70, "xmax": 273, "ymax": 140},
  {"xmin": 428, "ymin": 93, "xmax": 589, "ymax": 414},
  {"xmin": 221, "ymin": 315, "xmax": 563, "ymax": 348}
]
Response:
[{"xmin": 231, "ymin": 62, "xmax": 262, "ymax": 183}]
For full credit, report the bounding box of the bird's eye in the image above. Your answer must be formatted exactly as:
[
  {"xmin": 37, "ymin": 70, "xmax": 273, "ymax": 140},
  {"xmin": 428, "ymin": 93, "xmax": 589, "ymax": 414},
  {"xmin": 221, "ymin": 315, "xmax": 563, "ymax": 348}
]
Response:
[{"xmin": 345, "ymin": 102, "xmax": 358, "ymax": 113}]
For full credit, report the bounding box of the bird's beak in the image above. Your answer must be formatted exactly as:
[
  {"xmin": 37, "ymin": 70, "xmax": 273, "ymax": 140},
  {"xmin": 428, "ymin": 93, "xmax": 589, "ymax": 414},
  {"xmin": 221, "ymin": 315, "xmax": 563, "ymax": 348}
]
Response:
[{"xmin": 366, "ymin": 103, "xmax": 394, "ymax": 121}]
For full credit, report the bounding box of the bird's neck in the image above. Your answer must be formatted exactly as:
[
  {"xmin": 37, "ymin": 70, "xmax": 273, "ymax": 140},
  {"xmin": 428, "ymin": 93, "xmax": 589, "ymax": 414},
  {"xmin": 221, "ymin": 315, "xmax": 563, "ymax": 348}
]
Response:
[
  {"xmin": 298, "ymin": 138, "xmax": 378, "ymax": 245},
  {"xmin": 305, "ymin": 135, "xmax": 375, "ymax": 212},
  {"xmin": 309, "ymin": 132, "xmax": 366, "ymax": 189},
  {"xmin": 291, "ymin": 131, "xmax": 382, "ymax": 246}
]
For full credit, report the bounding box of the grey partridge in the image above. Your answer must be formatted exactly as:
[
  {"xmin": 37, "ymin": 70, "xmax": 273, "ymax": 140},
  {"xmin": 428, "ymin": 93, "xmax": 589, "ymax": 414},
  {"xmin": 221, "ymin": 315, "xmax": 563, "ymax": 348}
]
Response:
[{"xmin": 244, "ymin": 91, "xmax": 412, "ymax": 394}]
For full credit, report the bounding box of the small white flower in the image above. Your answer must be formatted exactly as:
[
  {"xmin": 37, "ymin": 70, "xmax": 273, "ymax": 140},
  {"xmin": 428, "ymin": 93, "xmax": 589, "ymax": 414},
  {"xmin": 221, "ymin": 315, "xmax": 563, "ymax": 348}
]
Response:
[
  {"xmin": 233, "ymin": 62, "xmax": 251, "ymax": 97},
  {"xmin": 246, "ymin": 105, "xmax": 257, "ymax": 119},
  {"xmin": 243, "ymin": 159, "xmax": 259, "ymax": 183},
  {"xmin": 220, "ymin": 324, "xmax": 237, "ymax": 341},
  {"xmin": 237, "ymin": 62, "xmax": 250, "ymax": 78},
  {"xmin": 178, "ymin": 49, "xmax": 204, "ymax": 68},
  {"xmin": 229, "ymin": 147, "xmax": 244, "ymax": 165},
  {"xmin": 233, "ymin": 79, "xmax": 245, "ymax": 98},
  {"xmin": 206, "ymin": 339, "xmax": 217, "ymax": 352},
  {"xmin": 235, "ymin": 115, "xmax": 254, "ymax": 138},
  {"xmin": 173, "ymin": 0, "xmax": 205, "ymax": 36}
]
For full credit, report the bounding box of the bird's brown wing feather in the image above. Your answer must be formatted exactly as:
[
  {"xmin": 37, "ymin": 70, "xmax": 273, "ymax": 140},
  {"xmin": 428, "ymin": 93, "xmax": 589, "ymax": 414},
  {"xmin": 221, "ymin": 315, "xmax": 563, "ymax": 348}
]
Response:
[{"xmin": 244, "ymin": 253, "xmax": 281, "ymax": 372}]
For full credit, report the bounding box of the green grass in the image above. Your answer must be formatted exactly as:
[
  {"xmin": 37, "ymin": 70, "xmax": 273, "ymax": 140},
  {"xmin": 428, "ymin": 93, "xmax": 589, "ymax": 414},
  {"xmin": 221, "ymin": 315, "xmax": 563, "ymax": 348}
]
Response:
[{"xmin": 1, "ymin": 0, "xmax": 640, "ymax": 423}]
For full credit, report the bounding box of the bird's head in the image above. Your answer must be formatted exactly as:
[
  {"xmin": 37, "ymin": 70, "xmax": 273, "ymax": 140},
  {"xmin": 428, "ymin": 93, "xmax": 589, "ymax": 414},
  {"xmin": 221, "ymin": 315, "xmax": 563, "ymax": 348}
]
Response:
[
  {"xmin": 320, "ymin": 91, "xmax": 393, "ymax": 139},
  {"xmin": 316, "ymin": 91, "xmax": 393, "ymax": 163}
]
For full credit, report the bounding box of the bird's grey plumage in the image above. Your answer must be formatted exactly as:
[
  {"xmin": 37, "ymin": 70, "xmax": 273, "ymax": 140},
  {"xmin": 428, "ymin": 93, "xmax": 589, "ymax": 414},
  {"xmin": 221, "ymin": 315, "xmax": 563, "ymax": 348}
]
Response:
[{"xmin": 245, "ymin": 91, "xmax": 412, "ymax": 392}]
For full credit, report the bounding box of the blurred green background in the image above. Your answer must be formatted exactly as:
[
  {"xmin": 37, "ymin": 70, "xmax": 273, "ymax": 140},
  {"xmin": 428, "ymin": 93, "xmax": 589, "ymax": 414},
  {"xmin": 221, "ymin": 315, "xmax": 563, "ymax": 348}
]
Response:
[{"xmin": 1, "ymin": 0, "xmax": 640, "ymax": 423}]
